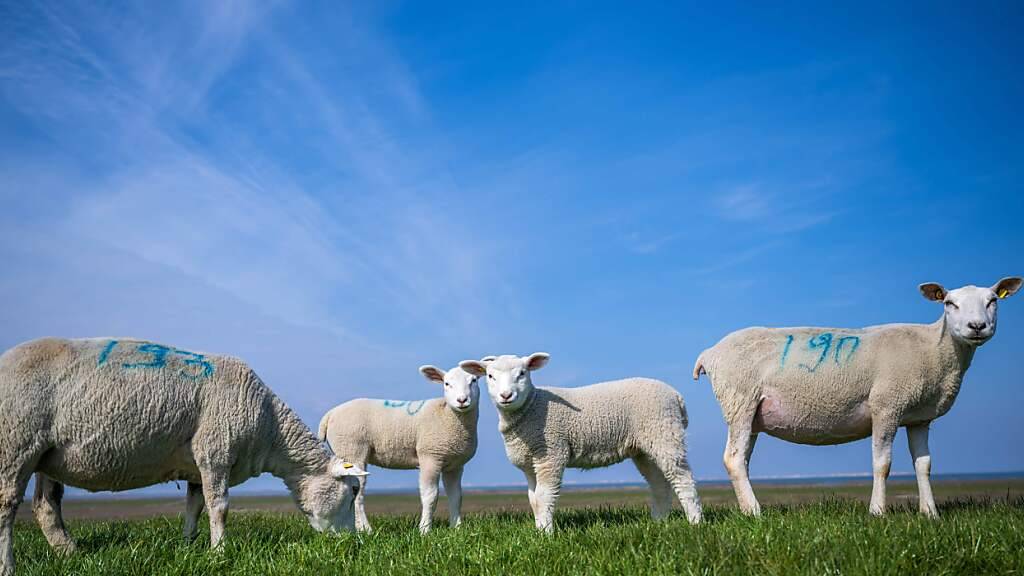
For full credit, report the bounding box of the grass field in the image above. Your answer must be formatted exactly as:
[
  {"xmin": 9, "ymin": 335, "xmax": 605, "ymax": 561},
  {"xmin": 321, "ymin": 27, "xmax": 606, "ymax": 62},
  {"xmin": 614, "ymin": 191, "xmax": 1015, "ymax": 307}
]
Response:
[{"xmin": 11, "ymin": 478, "xmax": 1024, "ymax": 575}]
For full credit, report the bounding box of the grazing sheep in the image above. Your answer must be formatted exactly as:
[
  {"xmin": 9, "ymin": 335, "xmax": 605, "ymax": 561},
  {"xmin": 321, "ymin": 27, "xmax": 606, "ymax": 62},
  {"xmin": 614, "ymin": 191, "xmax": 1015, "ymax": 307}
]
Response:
[
  {"xmin": 693, "ymin": 277, "xmax": 1022, "ymax": 518},
  {"xmin": 0, "ymin": 337, "xmax": 367, "ymax": 576},
  {"xmin": 318, "ymin": 364, "xmax": 480, "ymax": 533},
  {"xmin": 459, "ymin": 353, "xmax": 701, "ymax": 532}
]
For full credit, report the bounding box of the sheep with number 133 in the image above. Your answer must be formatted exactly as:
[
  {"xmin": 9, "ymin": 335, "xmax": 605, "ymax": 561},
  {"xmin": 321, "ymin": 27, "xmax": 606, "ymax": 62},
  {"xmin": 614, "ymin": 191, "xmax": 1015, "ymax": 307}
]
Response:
[
  {"xmin": 693, "ymin": 277, "xmax": 1021, "ymax": 518},
  {"xmin": 0, "ymin": 337, "xmax": 367, "ymax": 576}
]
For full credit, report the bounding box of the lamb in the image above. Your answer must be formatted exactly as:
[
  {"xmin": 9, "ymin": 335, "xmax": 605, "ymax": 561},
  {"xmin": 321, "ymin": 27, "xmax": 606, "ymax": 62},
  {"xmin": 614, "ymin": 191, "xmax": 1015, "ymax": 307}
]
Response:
[
  {"xmin": 0, "ymin": 337, "xmax": 367, "ymax": 576},
  {"xmin": 459, "ymin": 353, "xmax": 702, "ymax": 532},
  {"xmin": 693, "ymin": 276, "xmax": 1021, "ymax": 518},
  {"xmin": 318, "ymin": 364, "xmax": 480, "ymax": 534}
]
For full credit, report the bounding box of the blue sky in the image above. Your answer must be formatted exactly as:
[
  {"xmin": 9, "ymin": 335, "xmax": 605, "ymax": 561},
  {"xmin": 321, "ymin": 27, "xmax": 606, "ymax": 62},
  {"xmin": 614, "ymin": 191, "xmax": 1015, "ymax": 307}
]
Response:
[{"xmin": 1, "ymin": 1, "xmax": 1021, "ymax": 495}]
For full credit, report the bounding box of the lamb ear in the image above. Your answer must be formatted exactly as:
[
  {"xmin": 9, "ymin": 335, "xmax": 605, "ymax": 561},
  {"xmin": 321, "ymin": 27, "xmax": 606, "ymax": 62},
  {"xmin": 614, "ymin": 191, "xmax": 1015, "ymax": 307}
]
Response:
[
  {"xmin": 992, "ymin": 277, "xmax": 1022, "ymax": 299},
  {"xmin": 459, "ymin": 360, "xmax": 487, "ymax": 377},
  {"xmin": 419, "ymin": 365, "xmax": 445, "ymax": 384},
  {"xmin": 919, "ymin": 282, "xmax": 947, "ymax": 302},
  {"xmin": 330, "ymin": 459, "xmax": 369, "ymax": 478},
  {"xmin": 524, "ymin": 352, "xmax": 550, "ymax": 371}
]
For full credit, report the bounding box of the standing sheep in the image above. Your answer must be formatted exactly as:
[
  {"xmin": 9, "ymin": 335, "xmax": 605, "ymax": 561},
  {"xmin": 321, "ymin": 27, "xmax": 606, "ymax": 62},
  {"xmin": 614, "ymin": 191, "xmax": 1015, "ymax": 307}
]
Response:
[
  {"xmin": 0, "ymin": 337, "xmax": 367, "ymax": 576},
  {"xmin": 318, "ymin": 364, "xmax": 480, "ymax": 534},
  {"xmin": 693, "ymin": 277, "xmax": 1021, "ymax": 518},
  {"xmin": 459, "ymin": 353, "xmax": 702, "ymax": 532}
]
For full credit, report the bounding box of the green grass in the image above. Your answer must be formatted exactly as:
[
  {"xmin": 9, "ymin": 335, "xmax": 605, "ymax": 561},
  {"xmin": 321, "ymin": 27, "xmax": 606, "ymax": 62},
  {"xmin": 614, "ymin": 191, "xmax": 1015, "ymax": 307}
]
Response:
[{"xmin": 13, "ymin": 497, "xmax": 1024, "ymax": 575}]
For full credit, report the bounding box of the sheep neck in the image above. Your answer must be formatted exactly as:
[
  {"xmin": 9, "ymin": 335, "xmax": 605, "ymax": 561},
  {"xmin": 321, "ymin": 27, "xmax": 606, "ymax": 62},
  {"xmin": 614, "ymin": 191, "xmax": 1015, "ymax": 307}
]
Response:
[
  {"xmin": 496, "ymin": 387, "xmax": 537, "ymax": 434},
  {"xmin": 931, "ymin": 316, "xmax": 976, "ymax": 417},
  {"xmin": 266, "ymin": 395, "xmax": 331, "ymax": 487}
]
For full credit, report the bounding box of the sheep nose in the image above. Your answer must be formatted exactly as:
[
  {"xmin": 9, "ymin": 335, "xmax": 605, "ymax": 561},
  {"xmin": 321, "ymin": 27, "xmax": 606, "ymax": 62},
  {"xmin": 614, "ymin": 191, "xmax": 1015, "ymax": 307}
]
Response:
[
  {"xmin": 457, "ymin": 396, "xmax": 468, "ymax": 404},
  {"xmin": 500, "ymin": 391, "xmax": 513, "ymax": 400},
  {"xmin": 968, "ymin": 321, "xmax": 987, "ymax": 331}
]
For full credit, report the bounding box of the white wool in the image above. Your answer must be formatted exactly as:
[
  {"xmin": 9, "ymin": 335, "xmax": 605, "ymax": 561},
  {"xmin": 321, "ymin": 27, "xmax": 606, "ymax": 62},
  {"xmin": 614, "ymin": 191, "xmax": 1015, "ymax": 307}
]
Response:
[
  {"xmin": 318, "ymin": 365, "xmax": 479, "ymax": 533},
  {"xmin": 693, "ymin": 277, "xmax": 1021, "ymax": 518},
  {"xmin": 461, "ymin": 353, "xmax": 701, "ymax": 532},
  {"xmin": 0, "ymin": 337, "xmax": 366, "ymax": 576}
]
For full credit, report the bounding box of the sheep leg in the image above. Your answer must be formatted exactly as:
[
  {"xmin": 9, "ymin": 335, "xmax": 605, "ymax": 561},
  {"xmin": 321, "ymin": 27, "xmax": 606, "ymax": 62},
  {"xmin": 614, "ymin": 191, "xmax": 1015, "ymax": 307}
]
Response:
[
  {"xmin": 354, "ymin": 473, "xmax": 372, "ymax": 533},
  {"xmin": 907, "ymin": 424, "xmax": 939, "ymax": 519},
  {"xmin": 442, "ymin": 467, "xmax": 464, "ymax": 528},
  {"xmin": 655, "ymin": 452, "xmax": 702, "ymax": 525},
  {"xmin": 33, "ymin": 474, "xmax": 76, "ymax": 553},
  {"xmin": 417, "ymin": 463, "xmax": 441, "ymax": 534},
  {"xmin": 633, "ymin": 456, "xmax": 673, "ymax": 520},
  {"xmin": 0, "ymin": 474, "xmax": 31, "ymax": 576},
  {"xmin": 869, "ymin": 420, "xmax": 897, "ymax": 516},
  {"xmin": 724, "ymin": 424, "xmax": 760, "ymax": 516},
  {"xmin": 524, "ymin": 469, "xmax": 539, "ymax": 520},
  {"xmin": 533, "ymin": 464, "xmax": 564, "ymax": 533},
  {"xmin": 199, "ymin": 470, "xmax": 230, "ymax": 548},
  {"xmin": 183, "ymin": 482, "xmax": 205, "ymax": 542}
]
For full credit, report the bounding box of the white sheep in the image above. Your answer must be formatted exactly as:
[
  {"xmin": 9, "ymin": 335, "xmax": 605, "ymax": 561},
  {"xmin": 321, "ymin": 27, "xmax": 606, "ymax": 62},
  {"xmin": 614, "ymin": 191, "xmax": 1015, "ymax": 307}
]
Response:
[
  {"xmin": 459, "ymin": 353, "xmax": 702, "ymax": 532},
  {"xmin": 0, "ymin": 337, "xmax": 367, "ymax": 576},
  {"xmin": 693, "ymin": 277, "xmax": 1021, "ymax": 518},
  {"xmin": 318, "ymin": 364, "xmax": 480, "ymax": 534}
]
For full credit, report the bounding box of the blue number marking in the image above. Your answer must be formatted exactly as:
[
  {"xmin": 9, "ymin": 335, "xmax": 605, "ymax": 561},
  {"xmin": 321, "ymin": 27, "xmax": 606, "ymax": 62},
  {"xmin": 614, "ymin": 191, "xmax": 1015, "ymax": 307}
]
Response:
[
  {"xmin": 798, "ymin": 333, "xmax": 833, "ymax": 373},
  {"xmin": 173, "ymin": 349, "xmax": 215, "ymax": 379},
  {"xmin": 833, "ymin": 336, "xmax": 860, "ymax": 364},
  {"xmin": 780, "ymin": 335, "xmax": 794, "ymax": 368},
  {"xmin": 97, "ymin": 340, "xmax": 118, "ymax": 366},
  {"xmin": 383, "ymin": 399, "xmax": 427, "ymax": 415},
  {"xmin": 123, "ymin": 343, "xmax": 171, "ymax": 369}
]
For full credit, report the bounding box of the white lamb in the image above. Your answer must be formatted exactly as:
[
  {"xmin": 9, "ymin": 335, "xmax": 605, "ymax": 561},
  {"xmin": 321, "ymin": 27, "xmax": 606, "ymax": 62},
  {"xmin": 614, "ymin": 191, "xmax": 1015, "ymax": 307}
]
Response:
[
  {"xmin": 318, "ymin": 364, "xmax": 480, "ymax": 533},
  {"xmin": 459, "ymin": 353, "xmax": 702, "ymax": 532},
  {"xmin": 693, "ymin": 277, "xmax": 1021, "ymax": 518},
  {"xmin": 0, "ymin": 337, "xmax": 367, "ymax": 576}
]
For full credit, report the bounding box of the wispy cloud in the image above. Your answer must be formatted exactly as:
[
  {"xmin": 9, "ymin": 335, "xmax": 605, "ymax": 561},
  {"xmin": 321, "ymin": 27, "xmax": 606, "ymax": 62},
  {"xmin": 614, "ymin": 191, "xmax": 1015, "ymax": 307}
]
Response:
[{"xmin": 0, "ymin": 0, "xmax": 497, "ymax": 356}]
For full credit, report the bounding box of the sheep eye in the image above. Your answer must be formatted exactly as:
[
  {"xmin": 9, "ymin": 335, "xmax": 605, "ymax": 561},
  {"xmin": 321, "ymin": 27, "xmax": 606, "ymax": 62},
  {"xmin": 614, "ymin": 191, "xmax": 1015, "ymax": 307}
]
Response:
[
  {"xmin": 352, "ymin": 486, "xmax": 360, "ymax": 496},
  {"xmin": 987, "ymin": 299, "xmax": 996, "ymax": 308},
  {"xmin": 945, "ymin": 301, "xmax": 959, "ymax": 310}
]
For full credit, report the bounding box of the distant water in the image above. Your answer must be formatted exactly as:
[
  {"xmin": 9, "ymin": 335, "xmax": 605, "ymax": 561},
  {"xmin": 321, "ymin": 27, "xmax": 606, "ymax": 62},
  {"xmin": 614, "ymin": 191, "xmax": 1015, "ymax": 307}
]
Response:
[{"xmin": 56, "ymin": 471, "xmax": 1024, "ymax": 500}]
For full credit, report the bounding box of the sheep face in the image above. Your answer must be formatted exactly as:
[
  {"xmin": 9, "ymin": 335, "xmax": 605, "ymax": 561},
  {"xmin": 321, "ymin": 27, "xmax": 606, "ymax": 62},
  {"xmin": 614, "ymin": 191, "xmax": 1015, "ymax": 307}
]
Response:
[
  {"xmin": 461, "ymin": 353, "xmax": 549, "ymax": 413},
  {"xmin": 920, "ymin": 277, "xmax": 1021, "ymax": 346},
  {"xmin": 419, "ymin": 365, "xmax": 480, "ymax": 413},
  {"xmin": 304, "ymin": 458, "xmax": 368, "ymax": 533}
]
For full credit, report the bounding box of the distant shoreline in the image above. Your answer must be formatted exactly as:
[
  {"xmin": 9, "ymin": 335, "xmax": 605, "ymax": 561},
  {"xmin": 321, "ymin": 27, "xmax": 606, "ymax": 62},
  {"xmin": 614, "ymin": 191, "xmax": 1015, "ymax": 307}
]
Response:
[{"xmin": 57, "ymin": 470, "xmax": 1024, "ymax": 501}]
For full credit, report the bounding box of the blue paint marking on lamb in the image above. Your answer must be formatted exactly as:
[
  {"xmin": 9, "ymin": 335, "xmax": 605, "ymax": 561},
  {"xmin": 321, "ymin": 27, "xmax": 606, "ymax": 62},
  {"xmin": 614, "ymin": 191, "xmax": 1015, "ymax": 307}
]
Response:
[
  {"xmin": 383, "ymin": 399, "xmax": 427, "ymax": 415},
  {"xmin": 782, "ymin": 332, "xmax": 862, "ymax": 372},
  {"xmin": 97, "ymin": 340, "xmax": 119, "ymax": 366},
  {"xmin": 833, "ymin": 335, "xmax": 861, "ymax": 364},
  {"xmin": 173, "ymin": 349, "xmax": 215, "ymax": 378},
  {"xmin": 780, "ymin": 334, "xmax": 794, "ymax": 367},
  {"xmin": 115, "ymin": 342, "xmax": 215, "ymax": 378},
  {"xmin": 122, "ymin": 343, "xmax": 171, "ymax": 369}
]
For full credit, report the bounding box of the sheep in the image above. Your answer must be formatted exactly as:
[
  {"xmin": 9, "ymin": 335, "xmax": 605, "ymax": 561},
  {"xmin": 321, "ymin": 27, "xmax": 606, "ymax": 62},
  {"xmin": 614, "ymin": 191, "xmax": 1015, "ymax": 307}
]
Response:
[
  {"xmin": 459, "ymin": 353, "xmax": 702, "ymax": 532},
  {"xmin": 693, "ymin": 276, "xmax": 1022, "ymax": 518},
  {"xmin": 318, "ymin": 364, "xmax": 480, "ymax": 534},
  {"xmin": 0, "ymin": 337, "xmax": 368, "ymax": 576}
]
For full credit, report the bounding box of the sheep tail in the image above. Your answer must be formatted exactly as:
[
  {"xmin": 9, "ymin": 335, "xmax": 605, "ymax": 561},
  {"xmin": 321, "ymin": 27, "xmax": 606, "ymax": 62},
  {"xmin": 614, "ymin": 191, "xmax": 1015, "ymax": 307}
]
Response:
[
  {"xmin": 692, "ymin": 351, "xmax": 708, "ymax": 381},
  {"xmin": 317, "ymin": 411, "xmax": 331, "ymax": 443}
]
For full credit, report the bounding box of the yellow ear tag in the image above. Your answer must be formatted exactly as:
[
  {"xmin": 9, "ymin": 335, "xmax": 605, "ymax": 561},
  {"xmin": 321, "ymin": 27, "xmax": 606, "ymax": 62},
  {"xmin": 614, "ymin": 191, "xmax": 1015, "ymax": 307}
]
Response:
[
  {"xmin": 343, "ymin": 462, "xmax": 354, "ymax": 469},
  {"xmin": 998, "ymin": 289, "xmax": 1008, "ymax": 299}
]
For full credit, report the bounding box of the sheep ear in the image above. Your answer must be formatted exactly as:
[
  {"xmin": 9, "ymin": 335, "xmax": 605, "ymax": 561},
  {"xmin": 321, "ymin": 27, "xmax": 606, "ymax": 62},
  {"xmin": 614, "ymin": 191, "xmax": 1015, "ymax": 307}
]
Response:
[
  {"xmin": 459, "ymin": 360, "xmax": 487, "ymax": 377},
  {"xmin": 419, "ymin": 365, "xmax": 445, "ymax": 384},
  {"xmin": 524, "ymin": 352, "xmax": 550, "ymax": 371},
  {"xmin": 330, "ymin": 458, "xmax": 369, "ymax": 478},
  {"xmin": 919, "ymin": 283, "xmax": 946, "ymax": 302},
  {"xmin": 992, "ymin": 277, "xmax": 1022, "ymax": 299},
  {"xmin": 481, "ymin": 355, "xmax": 497, "ymax": 362}
]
